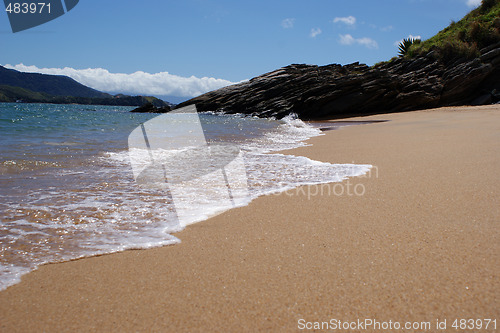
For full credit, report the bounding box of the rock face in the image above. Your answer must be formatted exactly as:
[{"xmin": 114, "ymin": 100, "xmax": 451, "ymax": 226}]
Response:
[{"xmin": 177, "ymin": 43, "xmax": 500, "ymax": 119}]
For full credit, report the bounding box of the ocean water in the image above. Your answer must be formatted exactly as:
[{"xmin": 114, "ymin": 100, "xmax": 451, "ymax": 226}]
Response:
[{"xmin": 0, "ymin": 103, "xmax": 371, "ymax": 290}]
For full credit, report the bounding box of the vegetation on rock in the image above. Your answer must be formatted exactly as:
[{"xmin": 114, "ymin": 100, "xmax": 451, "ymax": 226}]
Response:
[
  {"xmin": 398, "ymin": 38, "xmax": 421, "ymax": 57},
  {"xmin": 406, "ymin": 0, "xmax": 500, "ymax": 62}
]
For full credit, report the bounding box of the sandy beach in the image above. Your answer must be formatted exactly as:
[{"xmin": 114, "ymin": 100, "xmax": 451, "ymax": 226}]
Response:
[{"xmin": 0, "ymin": 105, "xmax": 498, "ymax": 332}]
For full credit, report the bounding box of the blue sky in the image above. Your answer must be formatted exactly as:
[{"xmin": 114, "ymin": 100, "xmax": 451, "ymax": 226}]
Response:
[{"xmin": 0, "ymin": 0, "xmax": 482, "ymax": 102}]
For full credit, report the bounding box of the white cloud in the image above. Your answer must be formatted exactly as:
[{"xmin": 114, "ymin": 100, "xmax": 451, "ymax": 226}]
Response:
[
  {"xmin": 466, "ymin": 0, "xmax": 481, "ymax": 7},
  {"xmin": 333, "ymin": 16, "xmax": 356, "ymax": 26},
  {"xmin": 281, "ymin": 18, "xmax": 295, "ymax": 29},
  {"xmin": 394, "ymin": 34, "xmax": 422, "ymax": 46},
  {"xmin": 357, "ymin": 37, "xmax": 379, "ymax": 49},
  {"xmin": 339, "ymin": 34, "xmax": 378, "ymax": 49},
  {"xmin": 310, "ymin": 28, "xmax": 322, "ymax": 38},
  {"xmin": 339, "ymin": 34, "xmax": 355, "ymax": 45},
  {"xmin": 4, "ymin": 64, "xmax": 237, "ymax": 98}
]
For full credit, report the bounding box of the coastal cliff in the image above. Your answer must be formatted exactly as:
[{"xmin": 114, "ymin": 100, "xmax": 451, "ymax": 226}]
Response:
[
  {"xmin": 177, "ymin": 46, "xmax": 499, "ymax": 119},
  {"xmin": 177, "ymin": 2, "xmax": 500, "ymax": 119}
]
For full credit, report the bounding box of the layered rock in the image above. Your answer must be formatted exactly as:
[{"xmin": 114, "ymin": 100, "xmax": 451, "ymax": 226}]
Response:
[{"xmin": 177, "ymin": 43, "xmax": 500, "ymax": 119}]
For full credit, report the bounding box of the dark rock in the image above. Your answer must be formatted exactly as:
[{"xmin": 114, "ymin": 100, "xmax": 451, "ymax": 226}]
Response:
[
  {"xmin": 131, "ymin": 102, "xmax": 171, "ymax": 113},
  {"xmin": 471, "ymin": 94, "xmax": 493, "ymax": 105},
  {"xmin": 177, "ymin": 45, "xmax": 500, "ymax": 119},
  {"xmin": 492, "ymin": 89, "xmax": 500, "ymax": 102},
  {"xmin": 480, "ymin": 48, "xmax": 500, "ymax": 62},
  {"xmin": 480, "ymin": 41, "xmax": 500, "ymax": 54}
]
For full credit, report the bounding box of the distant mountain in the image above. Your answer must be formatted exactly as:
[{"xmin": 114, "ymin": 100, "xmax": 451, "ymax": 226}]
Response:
[
  {"xmin": 0, "ymin": 65, "xmax": 109, "ymax": 98},
  {"xmin": 0, "ymin": 65, "xmax": 170, "ymax": 107},
  {"xmin": 0, "ymin": 85, "xmax": 170, "ymax": 107}
]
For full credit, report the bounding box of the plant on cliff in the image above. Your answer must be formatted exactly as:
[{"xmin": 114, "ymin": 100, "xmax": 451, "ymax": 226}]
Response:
[
  {"xmin": 398, "ymin": 38, "xmax": 421, "ymax": 57},
  {"xmin": 404, "ymin": 0, "xmax": 500, "ymax": 61}
]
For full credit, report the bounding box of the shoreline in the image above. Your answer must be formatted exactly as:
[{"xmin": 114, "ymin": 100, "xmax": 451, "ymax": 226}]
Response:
[{"xmin": 1, "ymin": 105, "xmax": 499, "ymax": 332}]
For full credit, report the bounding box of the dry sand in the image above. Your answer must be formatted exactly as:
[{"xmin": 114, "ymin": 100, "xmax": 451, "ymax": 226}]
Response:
[{"xmin": 0, "ymin": 105, "xmax": 499, "ymax": 332}]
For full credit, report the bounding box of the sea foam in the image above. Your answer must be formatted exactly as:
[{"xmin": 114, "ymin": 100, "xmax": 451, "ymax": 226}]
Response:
[{"xmin": 0, "ymin": 108, "xmax": 371, "ymax": 291}]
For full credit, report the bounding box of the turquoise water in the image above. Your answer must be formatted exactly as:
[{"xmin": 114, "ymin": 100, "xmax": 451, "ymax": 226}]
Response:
[{"xmin": 0, "ymin": 103, "xmax": 371, "ymax": 290}]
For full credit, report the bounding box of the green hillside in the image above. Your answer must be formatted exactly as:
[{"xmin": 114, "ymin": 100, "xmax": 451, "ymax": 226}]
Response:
[
  {"xmin": 0, "ymin": 65, "xmax": 110, "ymax": 98},
  {"xmin": 0, "ymin": 84, "xmax": 169, "ymax": 107},
  {"xmin": 0, "ymin": 85, "xmax": 53, "ymax": 102},
  {"xmin": 408, "ymin": 0, "xmax": 500, "ymax": 60},
  {"xmin": 0, "ymin": 65, "xmax": 171, "ymax": 107}
]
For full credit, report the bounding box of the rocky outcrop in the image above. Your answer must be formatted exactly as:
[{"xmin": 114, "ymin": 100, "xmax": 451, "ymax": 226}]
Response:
[
  {"xmin": 131, "ymin": 102, "xmax": 171, "ymax": 113},
  {"xmin": 177, "ymin": 43, "xmax": 500, "ymax": 119}
]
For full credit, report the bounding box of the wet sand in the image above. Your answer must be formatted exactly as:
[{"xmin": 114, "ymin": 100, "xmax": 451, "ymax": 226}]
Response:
[{"xmin": 0, "ymin": 105, "xmax": 499, "ymax": 332}]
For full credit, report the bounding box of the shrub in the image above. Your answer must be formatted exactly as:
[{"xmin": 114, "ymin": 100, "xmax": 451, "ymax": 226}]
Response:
[
  {"xmin": 438, "ymin": 41, "xmax": 480, "ymax": 63},
  {"xmin": 465, "ymin": 20, "xmax": 500, "ymax": 49},
  {"xmin": 398, "ymin": 38, "xmax": 421, "ymax": 57},
  {"xmin": 481, "ymin": 0, "xmax": 497, "ymax": 12}
]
